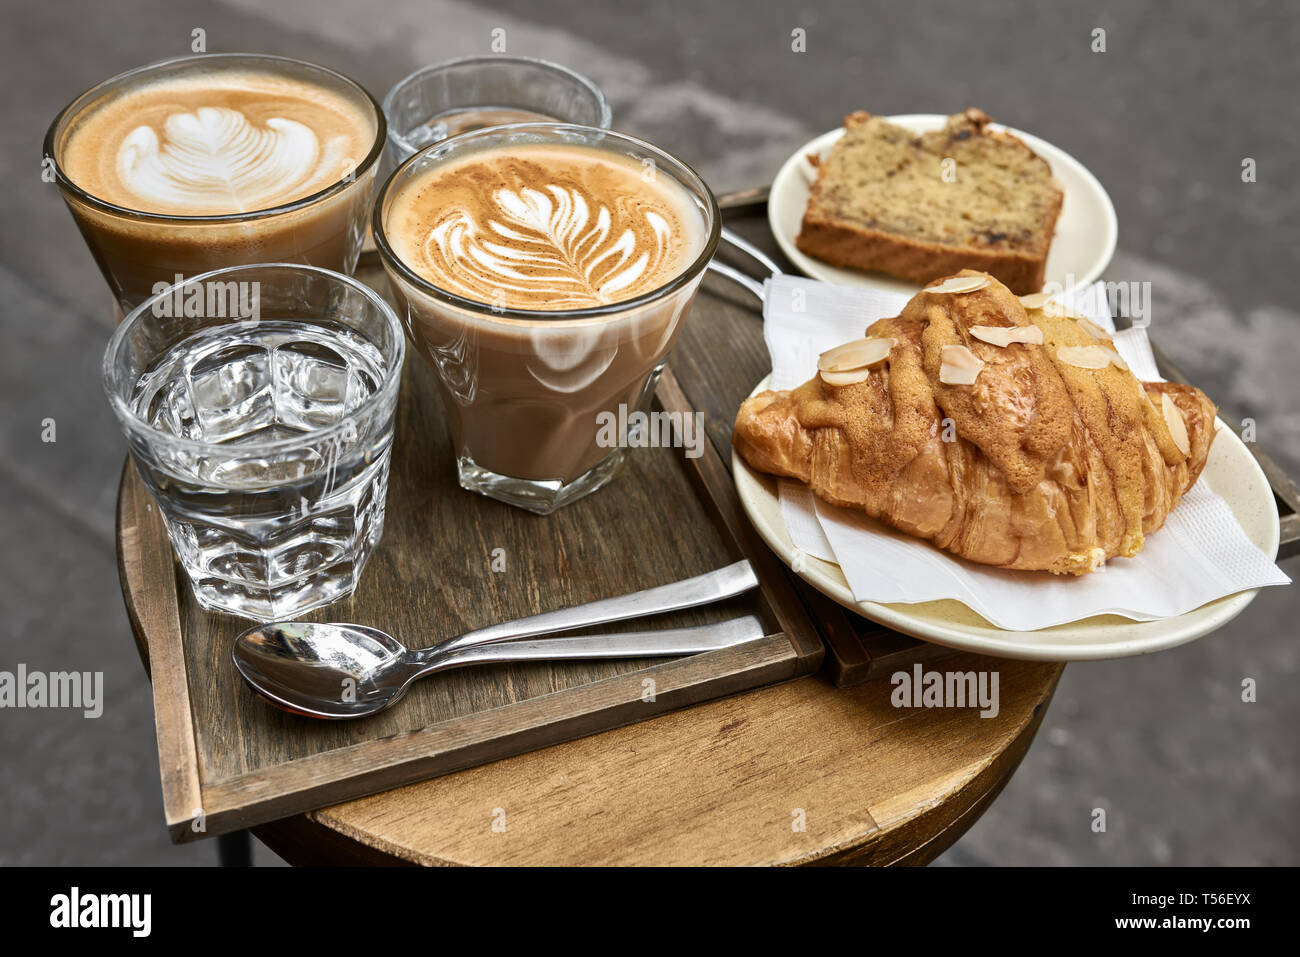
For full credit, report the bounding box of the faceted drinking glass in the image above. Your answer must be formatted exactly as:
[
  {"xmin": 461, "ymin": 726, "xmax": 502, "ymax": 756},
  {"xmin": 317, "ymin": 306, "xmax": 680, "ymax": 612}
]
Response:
[{"xmin": 103, "ymin": 263, "xmax": 406, "ymax": 621}]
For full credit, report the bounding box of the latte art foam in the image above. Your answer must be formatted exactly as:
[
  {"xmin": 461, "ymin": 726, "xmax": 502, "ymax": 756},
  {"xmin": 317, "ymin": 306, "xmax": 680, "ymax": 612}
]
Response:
[
  {"xmin": 60, "ymin": 70, "xmax": 376, "ymax": 215},
  {"xmin": 387, "ymin": 144, "xmax": 706, "ymax": 311},
  {"xmin": 116, "ymin": 107, "xmax": 353, "ymax": 213}
]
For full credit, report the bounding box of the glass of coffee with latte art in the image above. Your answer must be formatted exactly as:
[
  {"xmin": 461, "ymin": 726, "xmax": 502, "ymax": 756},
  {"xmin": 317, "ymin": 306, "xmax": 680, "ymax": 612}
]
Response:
[
  {"xmin": 374, "ymin": 123, "xmax": 720, "ymax": 513},
  {"xmin": 45, "ymin": 54, "xmax": 385, "ymax": 315}
]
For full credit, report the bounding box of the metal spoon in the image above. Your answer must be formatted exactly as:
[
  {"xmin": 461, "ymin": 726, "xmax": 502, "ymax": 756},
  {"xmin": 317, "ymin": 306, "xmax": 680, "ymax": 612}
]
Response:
[{"xmin": 233, "ymin": 561, "xmax": 761, "ymax": 719}]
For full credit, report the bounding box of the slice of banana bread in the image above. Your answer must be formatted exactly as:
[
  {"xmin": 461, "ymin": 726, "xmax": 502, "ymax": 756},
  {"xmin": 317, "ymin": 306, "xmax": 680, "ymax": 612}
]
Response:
[{"xmin": 796, "ymin": 109, "xmax": 1063, "ymax": 294}]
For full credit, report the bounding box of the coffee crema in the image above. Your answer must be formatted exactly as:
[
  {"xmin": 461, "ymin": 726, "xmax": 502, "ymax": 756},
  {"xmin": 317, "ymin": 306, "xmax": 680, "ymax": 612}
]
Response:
[
  {"xmin": 60, "ymin": 70, "xmax": 376, "ymax": 215},
  {"xmin": 385, "ymin": 144, "xmax": 706, "ymax": 311}
]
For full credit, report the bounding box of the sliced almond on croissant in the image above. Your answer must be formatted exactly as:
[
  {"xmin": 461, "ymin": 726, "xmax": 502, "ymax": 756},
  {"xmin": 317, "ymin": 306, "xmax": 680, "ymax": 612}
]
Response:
[
  {"xmin": 1161, "ymin": 393, "xmax": 1190, "ymax": 455},
  {"xmin": 940, "ymin": 344, "xmax": 984, "ymax": 385},
  {"xmin": 820, "ymin": 367, "xmax": 873, "ymax": 387},
  {"xmin": 1056, "ymin": 345, "xmax": 1113, "ymax": 370},
  {"xmin": 927, "ymin": 275, "xmax": 990, "ymax": 295},
  {"xmin": 970, "ymin": 324, "xmax": 1045, "ymax": 347},
  {"xmin": 1018, "ymin": 292, "xmax": 1053, "ymax": 309},
  {"xmin": 1076, "ymin": 317, "xmax": 1109, "ymax": 341},
  {"xmin": 1099, "ymin": 345, "xmax": 1129, "ymax": 372},
  {"xmin": 818, "ymin": 337, "xmax": 894, "ymax": 373}
]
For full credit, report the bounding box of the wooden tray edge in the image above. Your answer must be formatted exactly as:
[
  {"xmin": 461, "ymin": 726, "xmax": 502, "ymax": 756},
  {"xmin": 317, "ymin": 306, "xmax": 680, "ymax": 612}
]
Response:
[
  {"xmin": 659, "ymin": 366, "xmax": 824, "ymax": 671},
  {"xmin": 116, "ymin": 461, "xmax": 206, "ymax": 843}
]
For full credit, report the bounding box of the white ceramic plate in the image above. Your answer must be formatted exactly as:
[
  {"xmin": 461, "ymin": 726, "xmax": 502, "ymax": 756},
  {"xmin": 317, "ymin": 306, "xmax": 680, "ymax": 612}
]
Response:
[
  {"xmin": 768, "ymin": 116, "xmax": 1118, "ymax": 295},
  {"xmin": 733, "ymin": 379, "xmax": 1280, "ymax": 661}
]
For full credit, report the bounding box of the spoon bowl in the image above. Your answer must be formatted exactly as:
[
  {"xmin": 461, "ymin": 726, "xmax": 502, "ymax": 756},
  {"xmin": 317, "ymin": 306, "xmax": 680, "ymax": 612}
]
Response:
[{"xmin": 234, "ymin": 621, "xmax": 421, "ymax": 718}]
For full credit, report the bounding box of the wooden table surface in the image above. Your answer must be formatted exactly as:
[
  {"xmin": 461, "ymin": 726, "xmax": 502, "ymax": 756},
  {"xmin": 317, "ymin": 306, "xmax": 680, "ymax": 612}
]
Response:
[
  {"xmin": 115, "ymin": 211, "xmax": 1064, "ymax": 866},
  {"xmin": 263, "ymin": 660, "xmax": 1061, "ymax": 866}
]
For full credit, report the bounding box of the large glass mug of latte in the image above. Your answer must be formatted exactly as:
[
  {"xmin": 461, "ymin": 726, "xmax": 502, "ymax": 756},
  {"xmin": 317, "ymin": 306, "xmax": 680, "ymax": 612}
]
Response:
[
  {"xmin": 44, "ymin": 53, "xmax": 385, "ymax": 315},
  {"xmin": 374, "ymin": 124, "xmax": 720, "ymax": 514}
]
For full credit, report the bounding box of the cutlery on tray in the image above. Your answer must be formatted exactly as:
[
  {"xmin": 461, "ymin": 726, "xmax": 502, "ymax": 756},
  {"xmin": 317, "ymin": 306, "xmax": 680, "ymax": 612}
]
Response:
[{"xmin": 233, "ymin": 561, "xmax": 763, "ymax": 719}]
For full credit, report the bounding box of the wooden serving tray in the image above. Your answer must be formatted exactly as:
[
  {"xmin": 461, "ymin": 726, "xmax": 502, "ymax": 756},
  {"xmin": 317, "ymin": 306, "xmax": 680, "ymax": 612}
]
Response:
[{"xmin": 116, "ymin": 253, "xmax": 825, "ymax": 843}]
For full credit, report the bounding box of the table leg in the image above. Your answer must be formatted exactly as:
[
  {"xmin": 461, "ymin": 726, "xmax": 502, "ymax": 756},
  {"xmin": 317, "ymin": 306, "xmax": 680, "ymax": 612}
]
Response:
[{"xmin": 217, "ymin": 830, "xmax": 252, "ymax": 867}]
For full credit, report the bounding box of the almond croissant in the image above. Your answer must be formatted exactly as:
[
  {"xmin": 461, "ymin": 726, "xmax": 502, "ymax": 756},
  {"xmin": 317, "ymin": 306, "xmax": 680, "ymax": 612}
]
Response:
[{"xmin": 733, "ymin": 271, "xmax": 1218, "ymax": 574}]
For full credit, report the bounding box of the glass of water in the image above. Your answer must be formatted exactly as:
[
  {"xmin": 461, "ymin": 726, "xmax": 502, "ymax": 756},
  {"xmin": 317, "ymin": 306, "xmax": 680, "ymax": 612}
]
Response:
[
  {"xmin": 381, "ymin": 56, "xmax": 611, "ymax": 169},
  {"xmin": 103, "ymin": 264, "xmax": 406, "ymax": 621}
]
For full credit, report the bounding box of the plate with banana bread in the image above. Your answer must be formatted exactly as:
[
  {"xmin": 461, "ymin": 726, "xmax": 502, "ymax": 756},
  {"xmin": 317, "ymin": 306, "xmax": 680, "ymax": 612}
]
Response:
[{"xmin": 770, "ymin": 110, "xmax": 1117, "ymax": 295}]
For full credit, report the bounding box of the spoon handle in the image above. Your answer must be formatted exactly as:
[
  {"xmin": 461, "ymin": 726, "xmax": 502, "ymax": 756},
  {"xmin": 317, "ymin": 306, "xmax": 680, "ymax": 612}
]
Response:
[
  {"xmin": 426, "ymin": 561, "xmax": 760, "ymax": 659},
  {"xmin": 418, "ymin": 616, "xmax": 767, "ymax": 676}
]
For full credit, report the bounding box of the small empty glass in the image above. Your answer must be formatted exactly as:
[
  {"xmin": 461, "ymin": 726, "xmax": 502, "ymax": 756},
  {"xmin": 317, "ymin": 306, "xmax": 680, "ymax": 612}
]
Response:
[
  {"xmin": 103, "ymin": 264, "xmax": 406, "ymax": 621},
  {"xmin": 382, "ymin": 56, "xmax": 611, "ymax": 170}
]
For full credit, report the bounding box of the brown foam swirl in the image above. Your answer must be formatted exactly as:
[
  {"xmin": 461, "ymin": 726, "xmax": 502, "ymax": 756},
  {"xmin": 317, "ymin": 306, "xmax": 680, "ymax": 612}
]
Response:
[{"xmin": 387, "ymin": 145, "xmax": 705, "ymax": 311}]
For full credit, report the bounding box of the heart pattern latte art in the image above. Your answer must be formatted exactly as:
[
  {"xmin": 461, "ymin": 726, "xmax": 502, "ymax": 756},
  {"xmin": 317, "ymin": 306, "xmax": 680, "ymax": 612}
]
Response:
[
  {"xmin": 116, "ymin": 107, "xmax": 353, "ymax": 213},
  {"xmin": 424, "ymin": 185, "xmax": 674, "ymax": 309}
]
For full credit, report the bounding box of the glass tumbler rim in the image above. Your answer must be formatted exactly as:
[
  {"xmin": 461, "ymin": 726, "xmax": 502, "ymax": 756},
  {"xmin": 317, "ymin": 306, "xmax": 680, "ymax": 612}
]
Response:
[
  {"xmin": 44, "ymin": 51, "xmax": 387, "ymax": 225},
  {"xmin": 381, "ymin": 54, "xmax": 613, "ymax": 154},
  {"xmin": 102, "ymin": 262, "xmax": 407, "ymax": 459},
  {"xmin": 371, "ymin": 121, "xmax": 722, "ymax": 325}
]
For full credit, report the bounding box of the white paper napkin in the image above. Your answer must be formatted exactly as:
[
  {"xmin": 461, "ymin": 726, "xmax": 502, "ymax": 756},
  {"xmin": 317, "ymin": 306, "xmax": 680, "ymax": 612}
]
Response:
[{"xmin": 759, "ymin": 275, "xmax": 1289, "ymax": 631}]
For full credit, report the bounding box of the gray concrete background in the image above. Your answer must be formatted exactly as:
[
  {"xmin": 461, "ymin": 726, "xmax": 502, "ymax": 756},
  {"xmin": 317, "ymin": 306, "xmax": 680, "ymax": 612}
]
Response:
[{"xmin": 1, "ymin": 0, "xmax": 1295, "ymax": 865}]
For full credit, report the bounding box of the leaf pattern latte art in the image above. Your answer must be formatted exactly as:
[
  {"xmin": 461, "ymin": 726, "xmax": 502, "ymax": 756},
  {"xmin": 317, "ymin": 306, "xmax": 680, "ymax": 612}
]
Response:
[{"xmin": 424, "ymin": 185, "xmax": 674, "ymax": 308}]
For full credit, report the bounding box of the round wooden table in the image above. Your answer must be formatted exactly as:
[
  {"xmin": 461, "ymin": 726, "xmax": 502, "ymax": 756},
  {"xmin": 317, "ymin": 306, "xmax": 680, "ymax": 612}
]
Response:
[
  {"xmin": 117, "ymin": 500, "xmax": 1061, "ymax": 865},
  {"xmin": 253, "ymin": 662, "xmax": 1060, "ymax": 866}
]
